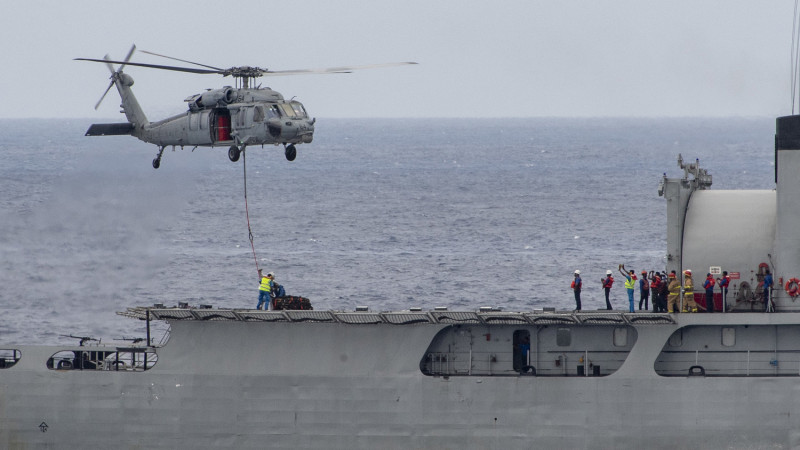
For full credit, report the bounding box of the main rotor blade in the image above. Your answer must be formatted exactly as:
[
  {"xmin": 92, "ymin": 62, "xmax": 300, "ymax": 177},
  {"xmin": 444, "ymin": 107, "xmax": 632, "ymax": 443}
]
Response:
[
  {"xmin": 75, "ymin": 58, "xmax": 222, "ymax": 75},
  {"xmin": 139, "ymin": 49, "xmax": 224, "ymax": 71},
  {"xmin": 95, "ymin": 80, "xmax": 114, "ymax": 110},
  {"xmin": 261, "ymin": 62, "xmax": 418, "ymax": 76}
]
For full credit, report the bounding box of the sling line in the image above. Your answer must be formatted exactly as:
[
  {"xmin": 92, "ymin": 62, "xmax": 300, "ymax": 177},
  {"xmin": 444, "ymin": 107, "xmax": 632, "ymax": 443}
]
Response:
[{"xmin": 242, "ymin": 148, "xmax": 260, "ymax": 273}]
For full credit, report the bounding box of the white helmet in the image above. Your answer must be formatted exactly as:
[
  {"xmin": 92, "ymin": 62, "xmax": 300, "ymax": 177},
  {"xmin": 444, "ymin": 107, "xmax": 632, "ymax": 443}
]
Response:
[
  {"xmin": 606, "ymin": 270, "xmax": 612, "ymax": 275},
  {"xmin": 574, "ymin": 270, "xmax": 581, "ymax": 275}
]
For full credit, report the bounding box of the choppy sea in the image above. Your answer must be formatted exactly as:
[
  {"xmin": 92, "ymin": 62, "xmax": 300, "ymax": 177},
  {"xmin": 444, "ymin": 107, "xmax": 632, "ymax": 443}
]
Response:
[{"xmin": 0, "ymin": 117, "xmax": 777, "ymax": 344}]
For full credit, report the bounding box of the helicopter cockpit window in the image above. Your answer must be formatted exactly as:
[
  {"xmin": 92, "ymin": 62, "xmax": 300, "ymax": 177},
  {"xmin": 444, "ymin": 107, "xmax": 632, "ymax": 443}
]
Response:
[
  {"xmin": 291, "ymin": 102, "xmax": 307, "ymax": 118},
  {"xmin": 253, "ymin": 106, "xmax": 265, "ymax": 122},
  {"xmin": 279, "ymin": 103, "xmax": 296, "ymax": 118},
  {"xmin": 267, "ymin": 105, "xmax": 281, "ymax": 119}
]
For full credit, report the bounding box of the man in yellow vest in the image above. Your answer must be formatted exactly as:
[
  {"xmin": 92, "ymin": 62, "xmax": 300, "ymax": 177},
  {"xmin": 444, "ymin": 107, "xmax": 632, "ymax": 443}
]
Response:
[
  {"xmin": 618, "ymin": 265, "xmax": 637, "ymax": 312},
  {"xmin": 257, "ymin": 269, "xmax": 274, "ymax": 310}
]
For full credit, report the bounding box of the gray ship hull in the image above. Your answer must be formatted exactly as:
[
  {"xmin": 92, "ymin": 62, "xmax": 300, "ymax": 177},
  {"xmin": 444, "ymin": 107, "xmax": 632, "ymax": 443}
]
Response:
[{"xmin": 3, "ymin": 312, "xmax": 800, "ymax": 449}]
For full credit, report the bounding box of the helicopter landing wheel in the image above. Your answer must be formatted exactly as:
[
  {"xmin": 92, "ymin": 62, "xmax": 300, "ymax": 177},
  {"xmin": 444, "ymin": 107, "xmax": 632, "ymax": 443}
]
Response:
[
  {"xmin": 228, "ymin": 145, "xmax": 241, "ymax": 162},
  {"xmin": 285, "ymin": 144, "xmax": 297, "ymax": 162},
  {"xmin": 152, "ymin": 146, "xmax": 165, "ymax": 169}
]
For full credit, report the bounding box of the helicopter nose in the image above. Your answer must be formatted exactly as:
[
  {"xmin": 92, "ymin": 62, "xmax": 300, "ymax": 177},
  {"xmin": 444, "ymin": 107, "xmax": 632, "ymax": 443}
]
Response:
[{"xmin": 302, "ymin": 119, "xmax": 314, "ymax": 143}]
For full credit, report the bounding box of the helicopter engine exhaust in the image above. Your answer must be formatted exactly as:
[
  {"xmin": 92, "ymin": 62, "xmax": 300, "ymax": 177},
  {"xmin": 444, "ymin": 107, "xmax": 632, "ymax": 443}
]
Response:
[{"xmin": 197, "ymin": 88, "xmax": 236, "ymax": 108}]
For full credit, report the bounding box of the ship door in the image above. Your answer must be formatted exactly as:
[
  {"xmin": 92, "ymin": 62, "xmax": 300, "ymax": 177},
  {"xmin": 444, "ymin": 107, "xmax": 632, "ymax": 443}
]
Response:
[
  {"xmin": 211, "ymin": 108, "xmax": 232, "ymax": 143},
  {"xmin": 513, "ymin": 330, "xmax": 532, "ymax": 373}
]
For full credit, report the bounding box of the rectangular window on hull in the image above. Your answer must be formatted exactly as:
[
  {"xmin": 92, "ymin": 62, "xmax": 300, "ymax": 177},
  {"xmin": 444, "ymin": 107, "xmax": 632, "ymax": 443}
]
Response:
[
  {"xmin": 556, "ymin": 328, "xmax": 571, "ymax": 346},
  {"xmin": 613, "ymin": 327, "xmax": 628, "ymax": 347},
  {"xmin": 722, "ymin": 327, "xmax": 735, "ymax": 346}
]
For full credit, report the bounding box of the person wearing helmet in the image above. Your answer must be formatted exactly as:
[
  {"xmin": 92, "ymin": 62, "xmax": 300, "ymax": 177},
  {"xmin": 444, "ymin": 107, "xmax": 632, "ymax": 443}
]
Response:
[
  {"xmin": 667, "ymin": 271, "xmax": 681, "ymax": 313},
  {"xmin": 601, "ymin": 270, "xmax": 614, "ymax": 310},
  {"xmin": 649, "ymin": 271, "xmax": 664, "ymax": 312},
  {"xmin": 618, "ymin": 265, "xmax": 637, "ymax": 312},
  {"xmin": 639, "ymin": 270, "xmax": 650, "ymax": 311},
  {"xmin": 682, "ymin": 270, "xmax": 697, "ymax": 312},
  {"xmin": 571, "ymin": 270, "xmax": 582, "ymax": 311},
  {"xmin": 257, "ymin": 269, "xmax": 274, "ymax": 310}
]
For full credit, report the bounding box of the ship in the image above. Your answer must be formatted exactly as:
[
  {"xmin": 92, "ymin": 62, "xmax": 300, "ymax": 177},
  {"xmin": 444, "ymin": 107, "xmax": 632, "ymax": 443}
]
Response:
[{"xmin": 1, "ymin": 116, "xmax": 800, "ymax": 449}]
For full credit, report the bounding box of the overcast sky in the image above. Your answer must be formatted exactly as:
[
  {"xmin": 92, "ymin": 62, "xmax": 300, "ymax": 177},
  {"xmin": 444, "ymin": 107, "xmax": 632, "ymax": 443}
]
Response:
[{"xmin": 0, "ymin": 1, "xmax": 795, "ymax": 119}]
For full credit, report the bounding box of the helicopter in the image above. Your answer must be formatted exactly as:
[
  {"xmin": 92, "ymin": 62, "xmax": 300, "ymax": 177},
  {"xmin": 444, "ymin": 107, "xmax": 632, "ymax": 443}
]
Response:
[{"xmin": 76, "ymin": 45, "xmax": 416, "ymax": 168}]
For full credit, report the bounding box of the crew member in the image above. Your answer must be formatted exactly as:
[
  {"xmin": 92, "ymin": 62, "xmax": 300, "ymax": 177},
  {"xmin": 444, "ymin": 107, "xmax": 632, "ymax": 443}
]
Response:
[
  {"xmin": 659, "ymin": 272, "xmax": 670, "ymax": 312},
  {"xmin": 601, "ymin": 270, "xmax": 614, "ymax": 310},
  {"xmin": 257, "ymin": 269, "xmax": 274, "ymax": 310},
  {"xmin": 764, "ymin": 268, "xmax": 774, "ymax": 312},
  {"xmin": 650, "ymin": 271, "xmax": 663, "ymax": 312},
  {"xmin": 717, "ymin": 271, "xmax": 730, "ymax": 312},
  {"xmin": 639, "ymin": 270, "xmax": 650, "ymax": 311},
  {"xmin": 703, "ymin": 273, "xmax": 716, "ymax": 313},
  {"xmin": 619, "ymin": 265, "xmax": 636, "ymax": 313},
  {"xmin": 667, "ymin": 272, "xmax": 681, "ymax": 313},
  {"xmin": 682, "ymin": 270, "xmax": 697, "ymax": 313},
  {"xmin": 571, "ymin": 270, "xmax": 582, "ymax": 311}
]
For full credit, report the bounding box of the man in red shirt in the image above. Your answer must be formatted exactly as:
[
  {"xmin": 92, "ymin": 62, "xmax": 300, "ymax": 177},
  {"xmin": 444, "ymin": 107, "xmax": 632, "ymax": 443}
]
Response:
[{"xmin": 601, "ymin": 270, "xmax": 614, "ymax": 310}]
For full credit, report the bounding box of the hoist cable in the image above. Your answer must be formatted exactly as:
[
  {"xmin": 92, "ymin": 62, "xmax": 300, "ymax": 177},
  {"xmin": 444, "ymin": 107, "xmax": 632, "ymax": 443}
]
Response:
[{"xmin": 242, "ymin": 148, "xmax": 260, "ymax": 273}]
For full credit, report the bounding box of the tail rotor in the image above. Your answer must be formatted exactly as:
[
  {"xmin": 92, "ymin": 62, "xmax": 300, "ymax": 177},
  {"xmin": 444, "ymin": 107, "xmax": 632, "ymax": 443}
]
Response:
[{"xmin": 94, "ymin": 44, "xmax": 136, "ymax": 110}]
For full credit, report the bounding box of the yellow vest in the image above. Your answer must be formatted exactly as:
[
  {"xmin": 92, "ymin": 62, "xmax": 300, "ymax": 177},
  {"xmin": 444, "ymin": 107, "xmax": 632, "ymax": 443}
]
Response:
[
  {"xmin": 259, "ymin": 276, "xmax": 272, "ymax": 292},
  {"xmin": 624, "ymin": 276, "xmax": 635, "ymax": 290}
]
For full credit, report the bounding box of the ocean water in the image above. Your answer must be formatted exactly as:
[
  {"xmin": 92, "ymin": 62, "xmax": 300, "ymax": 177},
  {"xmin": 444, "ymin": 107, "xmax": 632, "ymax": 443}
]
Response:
[{"xmin": 0, "ymin": 117, "xmax": 776, "ymax": 345}]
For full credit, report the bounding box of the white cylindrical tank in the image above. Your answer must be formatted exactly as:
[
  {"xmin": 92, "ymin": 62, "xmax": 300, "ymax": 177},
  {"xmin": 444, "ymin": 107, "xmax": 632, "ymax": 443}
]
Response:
[{"xmin": 681, "ymin": 190, "xmax": 776, "ymax": 310}]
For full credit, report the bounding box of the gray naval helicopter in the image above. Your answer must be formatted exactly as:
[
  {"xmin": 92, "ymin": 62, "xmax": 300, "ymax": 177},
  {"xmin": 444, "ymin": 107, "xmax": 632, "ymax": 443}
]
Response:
[{"xmin": 76, "ymin": 46, "xmax": 416, "ymax": 168}]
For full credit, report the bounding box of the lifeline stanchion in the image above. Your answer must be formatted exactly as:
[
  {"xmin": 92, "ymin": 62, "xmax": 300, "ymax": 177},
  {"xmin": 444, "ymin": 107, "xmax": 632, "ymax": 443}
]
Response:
[{"xmin": 242, "ymin": 148, "xmax": 260, "ymax": 273}]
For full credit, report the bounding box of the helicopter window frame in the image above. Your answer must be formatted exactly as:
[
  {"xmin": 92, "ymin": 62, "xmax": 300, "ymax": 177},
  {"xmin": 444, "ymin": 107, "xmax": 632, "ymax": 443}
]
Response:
[
  {"xmin": 267, "ymin": 105, "xmax": 281, "ymax": 119},
  {"xmin": 253, "ymin": 106, "xmax": 265, "ymax": 122},
  {"xmin": 291, "ymin": 102, "xmax": 307, "ymax": 118},
  {"xmin": 279, "ymin": 103, "xmax": 297, "ymax": 119}
]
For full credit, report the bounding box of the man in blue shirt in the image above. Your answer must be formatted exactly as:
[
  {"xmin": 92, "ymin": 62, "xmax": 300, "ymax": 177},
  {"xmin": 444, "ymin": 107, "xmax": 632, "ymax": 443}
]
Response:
[
  {"xmin": 572, "ymin": 270, "xmax": 582, "ymax": 311},
  {"xmin": 764, "ymin": 269, "xmax": 773, "ymax": 312}
]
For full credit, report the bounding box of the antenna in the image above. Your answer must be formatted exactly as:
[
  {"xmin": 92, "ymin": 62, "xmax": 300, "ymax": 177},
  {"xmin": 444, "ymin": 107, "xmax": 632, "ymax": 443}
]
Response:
[{"xmin": 793, "ymin": 0, "xmax": 800, "ymax": 114}]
